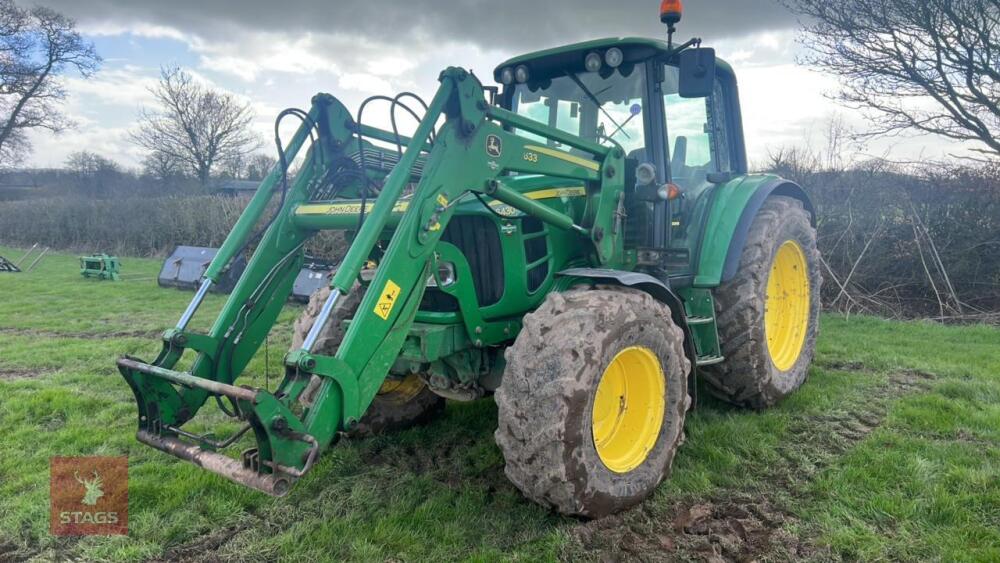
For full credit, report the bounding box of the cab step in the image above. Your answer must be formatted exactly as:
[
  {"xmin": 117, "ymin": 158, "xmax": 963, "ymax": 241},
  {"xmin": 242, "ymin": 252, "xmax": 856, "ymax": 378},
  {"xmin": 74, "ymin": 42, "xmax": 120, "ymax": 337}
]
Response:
[
  {"xmin": 679, "ymin": 288, "xmax": 724, "ymax": 366},
  {"xmin": 696, "ymin": 355, "xmax": 725, "ymax": 366}
]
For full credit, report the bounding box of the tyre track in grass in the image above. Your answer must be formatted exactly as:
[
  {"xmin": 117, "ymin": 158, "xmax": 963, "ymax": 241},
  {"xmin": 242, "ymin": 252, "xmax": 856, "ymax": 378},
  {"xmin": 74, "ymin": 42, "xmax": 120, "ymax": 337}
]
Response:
[
  {"xmin": 143, "ymin": 412, "xmax": 509, "ymax": 562},
  {"xmin": 566, "ymin": 368, "xmax": 935, "ymax": 562},
  {"xmin": 150, "ymin": 523, "xmax": 251, "ymax": 563},
  {"xmin": 0, "ymin": 327, "xmax": 163, "ymax": 340},
  {"xmin": 0, "ymin": 368, "xmax": 44, "ymax": 380},
  {"xmin": 50, "ymin": 368, "xmax": 936, "ymax": 562},
  {"xmin": 0, "ymin": 535, "xmax": 82, "ymax": 562}
]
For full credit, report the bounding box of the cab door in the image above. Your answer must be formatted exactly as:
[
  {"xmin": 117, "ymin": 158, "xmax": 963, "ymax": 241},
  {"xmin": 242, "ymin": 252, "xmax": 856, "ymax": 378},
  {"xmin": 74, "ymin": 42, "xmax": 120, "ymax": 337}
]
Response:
[{"xmin": 659, "ymin": 63, "xmax": 738, "ymax": 277}]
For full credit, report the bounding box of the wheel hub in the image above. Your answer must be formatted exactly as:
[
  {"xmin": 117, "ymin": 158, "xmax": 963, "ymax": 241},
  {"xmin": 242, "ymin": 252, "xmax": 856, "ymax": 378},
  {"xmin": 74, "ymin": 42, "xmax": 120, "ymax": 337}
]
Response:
[
  {"xmin": 592, "ymin": 346, "xmax": 665, "ymax": 473},
  {"xmin": 765, "ymin": 240, "xmax": 811, "ymax": 371}
]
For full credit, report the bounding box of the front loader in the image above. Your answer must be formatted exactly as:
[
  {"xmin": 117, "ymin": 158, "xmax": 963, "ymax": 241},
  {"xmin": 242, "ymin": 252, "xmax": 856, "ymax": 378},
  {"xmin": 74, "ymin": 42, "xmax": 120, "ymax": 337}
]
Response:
[{"xmin": 118, "ymin": 2, "xmax": 821, "ymax": 518}]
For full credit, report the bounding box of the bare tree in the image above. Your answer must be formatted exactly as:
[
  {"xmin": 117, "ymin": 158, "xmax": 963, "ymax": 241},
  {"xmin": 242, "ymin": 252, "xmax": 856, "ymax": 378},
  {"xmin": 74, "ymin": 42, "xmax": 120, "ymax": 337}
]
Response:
[
  {"xmin": 141, "ymin": 150, "xmax": 185, "ymax": 183},
  {"xmin": 244, "ymin": 153, "xmax": 276, "ymax": 181},
  {"xmin": 66, "ymin": 150, "xmax": 122, "ymax": 195},
  {"xmin": 765, "ymin": 146, "xmax": 822, "ymax": 185},
  {"xmin": 132, "ymin": 66, "xmax": 260, "ymax": 187},
  {"xmin": 823, "ymin": 113, "xmax": 857, "ymax": 171},
  {"xmin": 0, "ymin": 0, "xmax": 100, "ymax": 165},
  {"xmin": 219, "ymin": 152, "xmax": 246, "ymax": 179},
  {"xmin": 783, "ymin": 0, "xmax": 1000, "ymax": 158}
]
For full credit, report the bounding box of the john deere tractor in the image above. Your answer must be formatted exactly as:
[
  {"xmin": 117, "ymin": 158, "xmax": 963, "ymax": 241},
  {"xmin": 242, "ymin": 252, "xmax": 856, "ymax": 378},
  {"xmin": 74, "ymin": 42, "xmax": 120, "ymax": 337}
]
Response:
[{"xmin": 119, "ymin": 2, "xmax": 821, "ymax": 517}]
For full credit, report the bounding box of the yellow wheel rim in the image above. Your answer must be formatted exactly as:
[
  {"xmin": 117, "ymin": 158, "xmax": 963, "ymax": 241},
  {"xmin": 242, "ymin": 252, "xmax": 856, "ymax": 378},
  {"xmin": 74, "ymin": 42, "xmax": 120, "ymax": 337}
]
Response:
[
  {"xmin": 377, "ymin": 374, "xmax": 425, "ymax": 405},
  {"xmin": 765, "ymin": 240, "xmax": 811, "ymax": 371},
  {"xmin": 591, "ymin": 346, "xmax": 666, "ymax": 473}
]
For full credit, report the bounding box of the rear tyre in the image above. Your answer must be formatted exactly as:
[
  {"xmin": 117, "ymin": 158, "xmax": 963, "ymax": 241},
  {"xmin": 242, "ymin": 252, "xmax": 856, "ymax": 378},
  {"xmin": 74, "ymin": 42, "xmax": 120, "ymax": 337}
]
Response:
[
  {"xmin": 703, "ymin": 196, "xmax": 822, "ymax": 409},
  {"xmin": 495, "ymin": 288, "xmax": 690, "ymax": 518},
  {"xmin": 291, "ymin": 283, "xmax": 444, "ymax": 436}
]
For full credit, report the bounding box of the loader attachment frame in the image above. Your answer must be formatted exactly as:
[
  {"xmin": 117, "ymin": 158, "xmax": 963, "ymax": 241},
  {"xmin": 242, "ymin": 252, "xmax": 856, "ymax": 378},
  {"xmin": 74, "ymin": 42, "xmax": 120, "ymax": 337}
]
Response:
[{"xmin": 118, "ymin": 67, "xmax": 626, "ymax": 494}]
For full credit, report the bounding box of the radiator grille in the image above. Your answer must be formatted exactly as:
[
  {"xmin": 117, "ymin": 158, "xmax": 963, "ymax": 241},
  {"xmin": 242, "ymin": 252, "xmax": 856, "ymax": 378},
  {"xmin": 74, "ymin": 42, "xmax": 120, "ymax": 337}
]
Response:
[{"xmin": 421, "ymin": 216, "xmax": 505, "ymax": 311}]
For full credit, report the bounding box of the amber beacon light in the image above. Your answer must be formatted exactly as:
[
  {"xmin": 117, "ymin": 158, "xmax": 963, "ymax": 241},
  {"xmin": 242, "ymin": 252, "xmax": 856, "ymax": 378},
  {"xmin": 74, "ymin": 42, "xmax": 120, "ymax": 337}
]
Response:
[{"xmin": 660, "ymin": 0, "xmax": 683, "ymax": 25}]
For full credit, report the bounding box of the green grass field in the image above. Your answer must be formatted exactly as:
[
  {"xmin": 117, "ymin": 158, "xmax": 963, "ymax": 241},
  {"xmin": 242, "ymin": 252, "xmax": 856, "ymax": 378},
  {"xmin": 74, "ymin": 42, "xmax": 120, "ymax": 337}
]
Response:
[{"xmin": 0, "ymin": 246, "xmax": 998, "ymax": 562}]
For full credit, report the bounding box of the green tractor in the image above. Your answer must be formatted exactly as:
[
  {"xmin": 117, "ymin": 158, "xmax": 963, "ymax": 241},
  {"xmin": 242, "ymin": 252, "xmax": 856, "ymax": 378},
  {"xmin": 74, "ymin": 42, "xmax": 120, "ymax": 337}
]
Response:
[{"xmin": 118, "ymin": 2, "xmax": 821, "ymax": 517}]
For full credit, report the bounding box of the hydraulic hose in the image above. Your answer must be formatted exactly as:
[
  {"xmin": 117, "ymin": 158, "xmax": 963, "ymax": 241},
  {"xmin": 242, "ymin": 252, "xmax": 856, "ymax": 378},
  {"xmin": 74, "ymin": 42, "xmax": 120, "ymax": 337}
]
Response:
[{"xmin": 353, "ymin": 93, "xmax": 433, "ymax": 231}]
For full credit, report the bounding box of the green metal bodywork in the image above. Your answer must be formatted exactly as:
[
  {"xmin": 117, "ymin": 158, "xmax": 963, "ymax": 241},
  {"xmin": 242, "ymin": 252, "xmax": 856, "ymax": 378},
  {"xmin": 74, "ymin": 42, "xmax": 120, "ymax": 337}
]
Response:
[
  {"xmin": 80, "ymin": 254, "xmax": 121, "ymax": 281},
  {"xmin": 693, "ymin": 174, "xmax": 808, "ymax": 287},
  {"xmin": 494, "ymin": 36, "xmax": 737, "ymax": 81},
  {"xmin": 117, "ymin": 37, "xmax": 811, "ymax": 495}
]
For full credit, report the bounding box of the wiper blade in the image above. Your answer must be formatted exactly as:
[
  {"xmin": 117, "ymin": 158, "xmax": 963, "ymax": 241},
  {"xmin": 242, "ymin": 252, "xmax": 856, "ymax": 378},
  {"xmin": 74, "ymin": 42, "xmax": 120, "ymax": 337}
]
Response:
[
  {"xmin": 565, "ymin": 71, "xmax": 631, "ymax": 140},
  {"xmin": 607, "ymin": 111, "xmax": 639, "ymax": 141}
]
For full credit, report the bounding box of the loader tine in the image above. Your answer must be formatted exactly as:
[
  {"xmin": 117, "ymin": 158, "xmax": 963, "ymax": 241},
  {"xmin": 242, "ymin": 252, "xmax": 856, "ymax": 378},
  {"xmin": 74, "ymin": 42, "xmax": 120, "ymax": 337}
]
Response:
[{"xmin": 137, "ymin": 430, "xmax": 292, "ymax": 496}]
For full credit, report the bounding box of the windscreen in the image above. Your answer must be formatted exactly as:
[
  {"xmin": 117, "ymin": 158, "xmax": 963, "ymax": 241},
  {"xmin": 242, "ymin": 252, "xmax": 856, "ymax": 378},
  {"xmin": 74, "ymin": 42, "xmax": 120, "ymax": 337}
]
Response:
[{"xmin": 511, "ymin": 66, "xmax": 648, "ymax": 157}]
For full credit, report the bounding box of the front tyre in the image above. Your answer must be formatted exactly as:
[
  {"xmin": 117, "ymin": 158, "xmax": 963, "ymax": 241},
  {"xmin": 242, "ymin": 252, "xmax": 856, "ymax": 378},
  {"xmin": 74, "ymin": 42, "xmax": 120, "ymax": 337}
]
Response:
[
  {"xmin": 495, "ymin": 288, "xmax": 690, "ymax": 518},
  {"xmin": 703, "ymin": 196, "xmax": 822, "ymax": 409}
]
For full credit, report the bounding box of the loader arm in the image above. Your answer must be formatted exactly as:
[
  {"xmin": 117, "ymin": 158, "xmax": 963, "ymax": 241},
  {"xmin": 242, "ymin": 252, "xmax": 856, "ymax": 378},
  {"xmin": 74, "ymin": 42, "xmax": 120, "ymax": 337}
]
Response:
[{"xmin": 118, "ymin": 67, "xmax": 626, "ymax": 495}]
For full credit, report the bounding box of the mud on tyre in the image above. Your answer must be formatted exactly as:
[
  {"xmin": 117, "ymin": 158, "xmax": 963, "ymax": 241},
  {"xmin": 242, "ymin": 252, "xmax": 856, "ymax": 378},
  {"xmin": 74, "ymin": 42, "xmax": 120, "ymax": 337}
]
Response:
[
  {"xmin": 495, "ymin": 287, "xmax": 690, "ymax": 518},
  {"xmin": 703, "ymin": 195, "xmax": 822, "ymax": 409}
]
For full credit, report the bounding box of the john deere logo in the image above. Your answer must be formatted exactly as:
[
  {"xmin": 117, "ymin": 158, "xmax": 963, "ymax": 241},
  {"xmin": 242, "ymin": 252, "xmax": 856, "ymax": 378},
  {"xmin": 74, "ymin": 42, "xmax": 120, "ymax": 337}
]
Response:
[
  {"xmin": 486, "ymin": 134, "xmax": 503, "ymax": 157},
  {"xmin": 51, "ymin": 456, "xmax": 128, "ymax": 536}
]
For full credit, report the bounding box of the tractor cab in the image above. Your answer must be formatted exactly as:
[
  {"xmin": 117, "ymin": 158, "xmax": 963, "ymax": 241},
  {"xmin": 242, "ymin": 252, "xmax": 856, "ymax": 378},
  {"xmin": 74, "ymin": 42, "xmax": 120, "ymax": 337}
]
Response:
[{"xmin": 494, "ymin": 37, "xmax": 748, "ymax": 278}]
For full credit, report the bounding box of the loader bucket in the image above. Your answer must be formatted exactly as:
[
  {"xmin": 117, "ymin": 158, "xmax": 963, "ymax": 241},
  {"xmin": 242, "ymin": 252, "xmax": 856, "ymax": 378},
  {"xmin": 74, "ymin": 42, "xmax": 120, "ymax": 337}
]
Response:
[{"xmin": 158, "ymin": 246, "xmax": 247, "ymax": 294}]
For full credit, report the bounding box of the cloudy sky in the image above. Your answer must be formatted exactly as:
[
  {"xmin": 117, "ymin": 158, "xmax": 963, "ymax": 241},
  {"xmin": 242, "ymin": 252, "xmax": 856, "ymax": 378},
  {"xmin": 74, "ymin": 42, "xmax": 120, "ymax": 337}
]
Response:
[{"xmin": 22, "ymin": 0, "xmax": 977, "ymax": 169}]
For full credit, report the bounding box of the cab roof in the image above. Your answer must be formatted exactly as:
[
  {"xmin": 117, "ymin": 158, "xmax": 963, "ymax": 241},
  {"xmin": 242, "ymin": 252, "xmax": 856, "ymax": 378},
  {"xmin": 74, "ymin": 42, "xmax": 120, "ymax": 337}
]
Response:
[{"xmin": 493, "ymin": 36, "xmax": 734, "ymax": 83}]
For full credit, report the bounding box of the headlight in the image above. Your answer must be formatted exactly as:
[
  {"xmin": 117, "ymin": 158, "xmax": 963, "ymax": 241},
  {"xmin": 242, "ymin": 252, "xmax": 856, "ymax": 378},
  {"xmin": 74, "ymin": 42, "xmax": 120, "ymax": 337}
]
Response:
[
  {"xmin": 636, "ymin": 163, "xmax": 657, "ymax": 186},
  {"xmin": 431, "ymin": 261, "xmax": 456, "ymax": 288},
  {"xmin": 514, "ymin": 65, "xmax": 530, "ymax": 84},
  {"xmin": 500, "ymin": 67, "xmax": 515, "ymax": 85},
  {"xmin": 605, "ymin": 47, "xmax": 624, "ymax": 68},
  {"xmin": 584, "ymin": 52, "xmax": 603, "ymax": 73}
]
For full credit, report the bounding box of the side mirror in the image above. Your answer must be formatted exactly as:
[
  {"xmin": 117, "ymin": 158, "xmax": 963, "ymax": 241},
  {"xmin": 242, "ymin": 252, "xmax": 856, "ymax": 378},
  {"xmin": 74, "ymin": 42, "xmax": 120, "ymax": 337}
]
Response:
[
  {"xmin": 484, "ymin": 85, "xmax": 499, "ymax": 105},
  {"xmin": 678, "ymin": 48, "xmax": 716, "ymax": 98}
]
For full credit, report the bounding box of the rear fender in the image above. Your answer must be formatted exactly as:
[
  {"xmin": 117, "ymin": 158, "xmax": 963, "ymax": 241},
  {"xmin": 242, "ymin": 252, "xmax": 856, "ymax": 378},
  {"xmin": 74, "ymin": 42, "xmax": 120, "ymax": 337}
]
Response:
[{"xmin": 694, "ymin": 175, "xmax": 814, "ymax": 287}]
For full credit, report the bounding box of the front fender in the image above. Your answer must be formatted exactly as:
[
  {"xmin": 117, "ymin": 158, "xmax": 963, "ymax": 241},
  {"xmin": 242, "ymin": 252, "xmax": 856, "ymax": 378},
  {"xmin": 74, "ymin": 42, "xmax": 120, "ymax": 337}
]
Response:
[
  {"xmin": 555, "ymin": 268, "xmax": 699, "ymax": 406},
  {"xmin": 693, "ymin": 175, "xmax": 814, "ymax": 287},
  {"xmin": 556, "ymin": 268, "xmax": 697, "ymax": 363}
]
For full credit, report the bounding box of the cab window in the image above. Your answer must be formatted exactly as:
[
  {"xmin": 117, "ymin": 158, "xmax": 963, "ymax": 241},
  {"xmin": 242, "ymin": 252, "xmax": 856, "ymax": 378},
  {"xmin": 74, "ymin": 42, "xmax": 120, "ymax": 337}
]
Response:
[
  {"xmin": 662, "ymin": 66, "xmax": 730, "ymax": 189},
  {"xmin": 511, "ymin": 66, "xmax": 648, "ymax": 156}
]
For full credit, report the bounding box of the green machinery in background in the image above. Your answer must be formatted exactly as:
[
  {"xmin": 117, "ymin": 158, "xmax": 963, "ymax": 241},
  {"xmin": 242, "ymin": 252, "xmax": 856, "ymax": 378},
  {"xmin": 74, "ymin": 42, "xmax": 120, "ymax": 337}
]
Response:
[
  {"xmin": 80, "ymin": 254, "xmax": 121, "ymax": 281},
  {"xmin": 118, "ymin": 2, "xmax": 822, "ymax": 517}
]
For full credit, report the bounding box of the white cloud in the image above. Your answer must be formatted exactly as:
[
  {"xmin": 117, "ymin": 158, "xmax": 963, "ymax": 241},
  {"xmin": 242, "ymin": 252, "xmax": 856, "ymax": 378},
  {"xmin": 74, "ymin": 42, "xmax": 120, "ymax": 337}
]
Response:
[
  {"xmin": 62, "ymin": 66, "xmax": 159, "ymax": 108},
  {"xmin": 79, "ymin": 21, "xmax": 188, "ymax": 42},
  {"xmin": 337, "ymin": 72, "xmax": 392, "ymax": 95},
  {"xmin": 26, "ymin": 124, "xmax": 142, "ymax": 169},
  {"xmin": 367, "ymin": 55, "xmax": 418, "ymax": 77},
  {"xmin": 194, "ymin": 33, "xmax": 338, "ymax": 82},
  {"xmin": 18, "ymin": 4, "xmax": 981, "ymax": 169}
]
